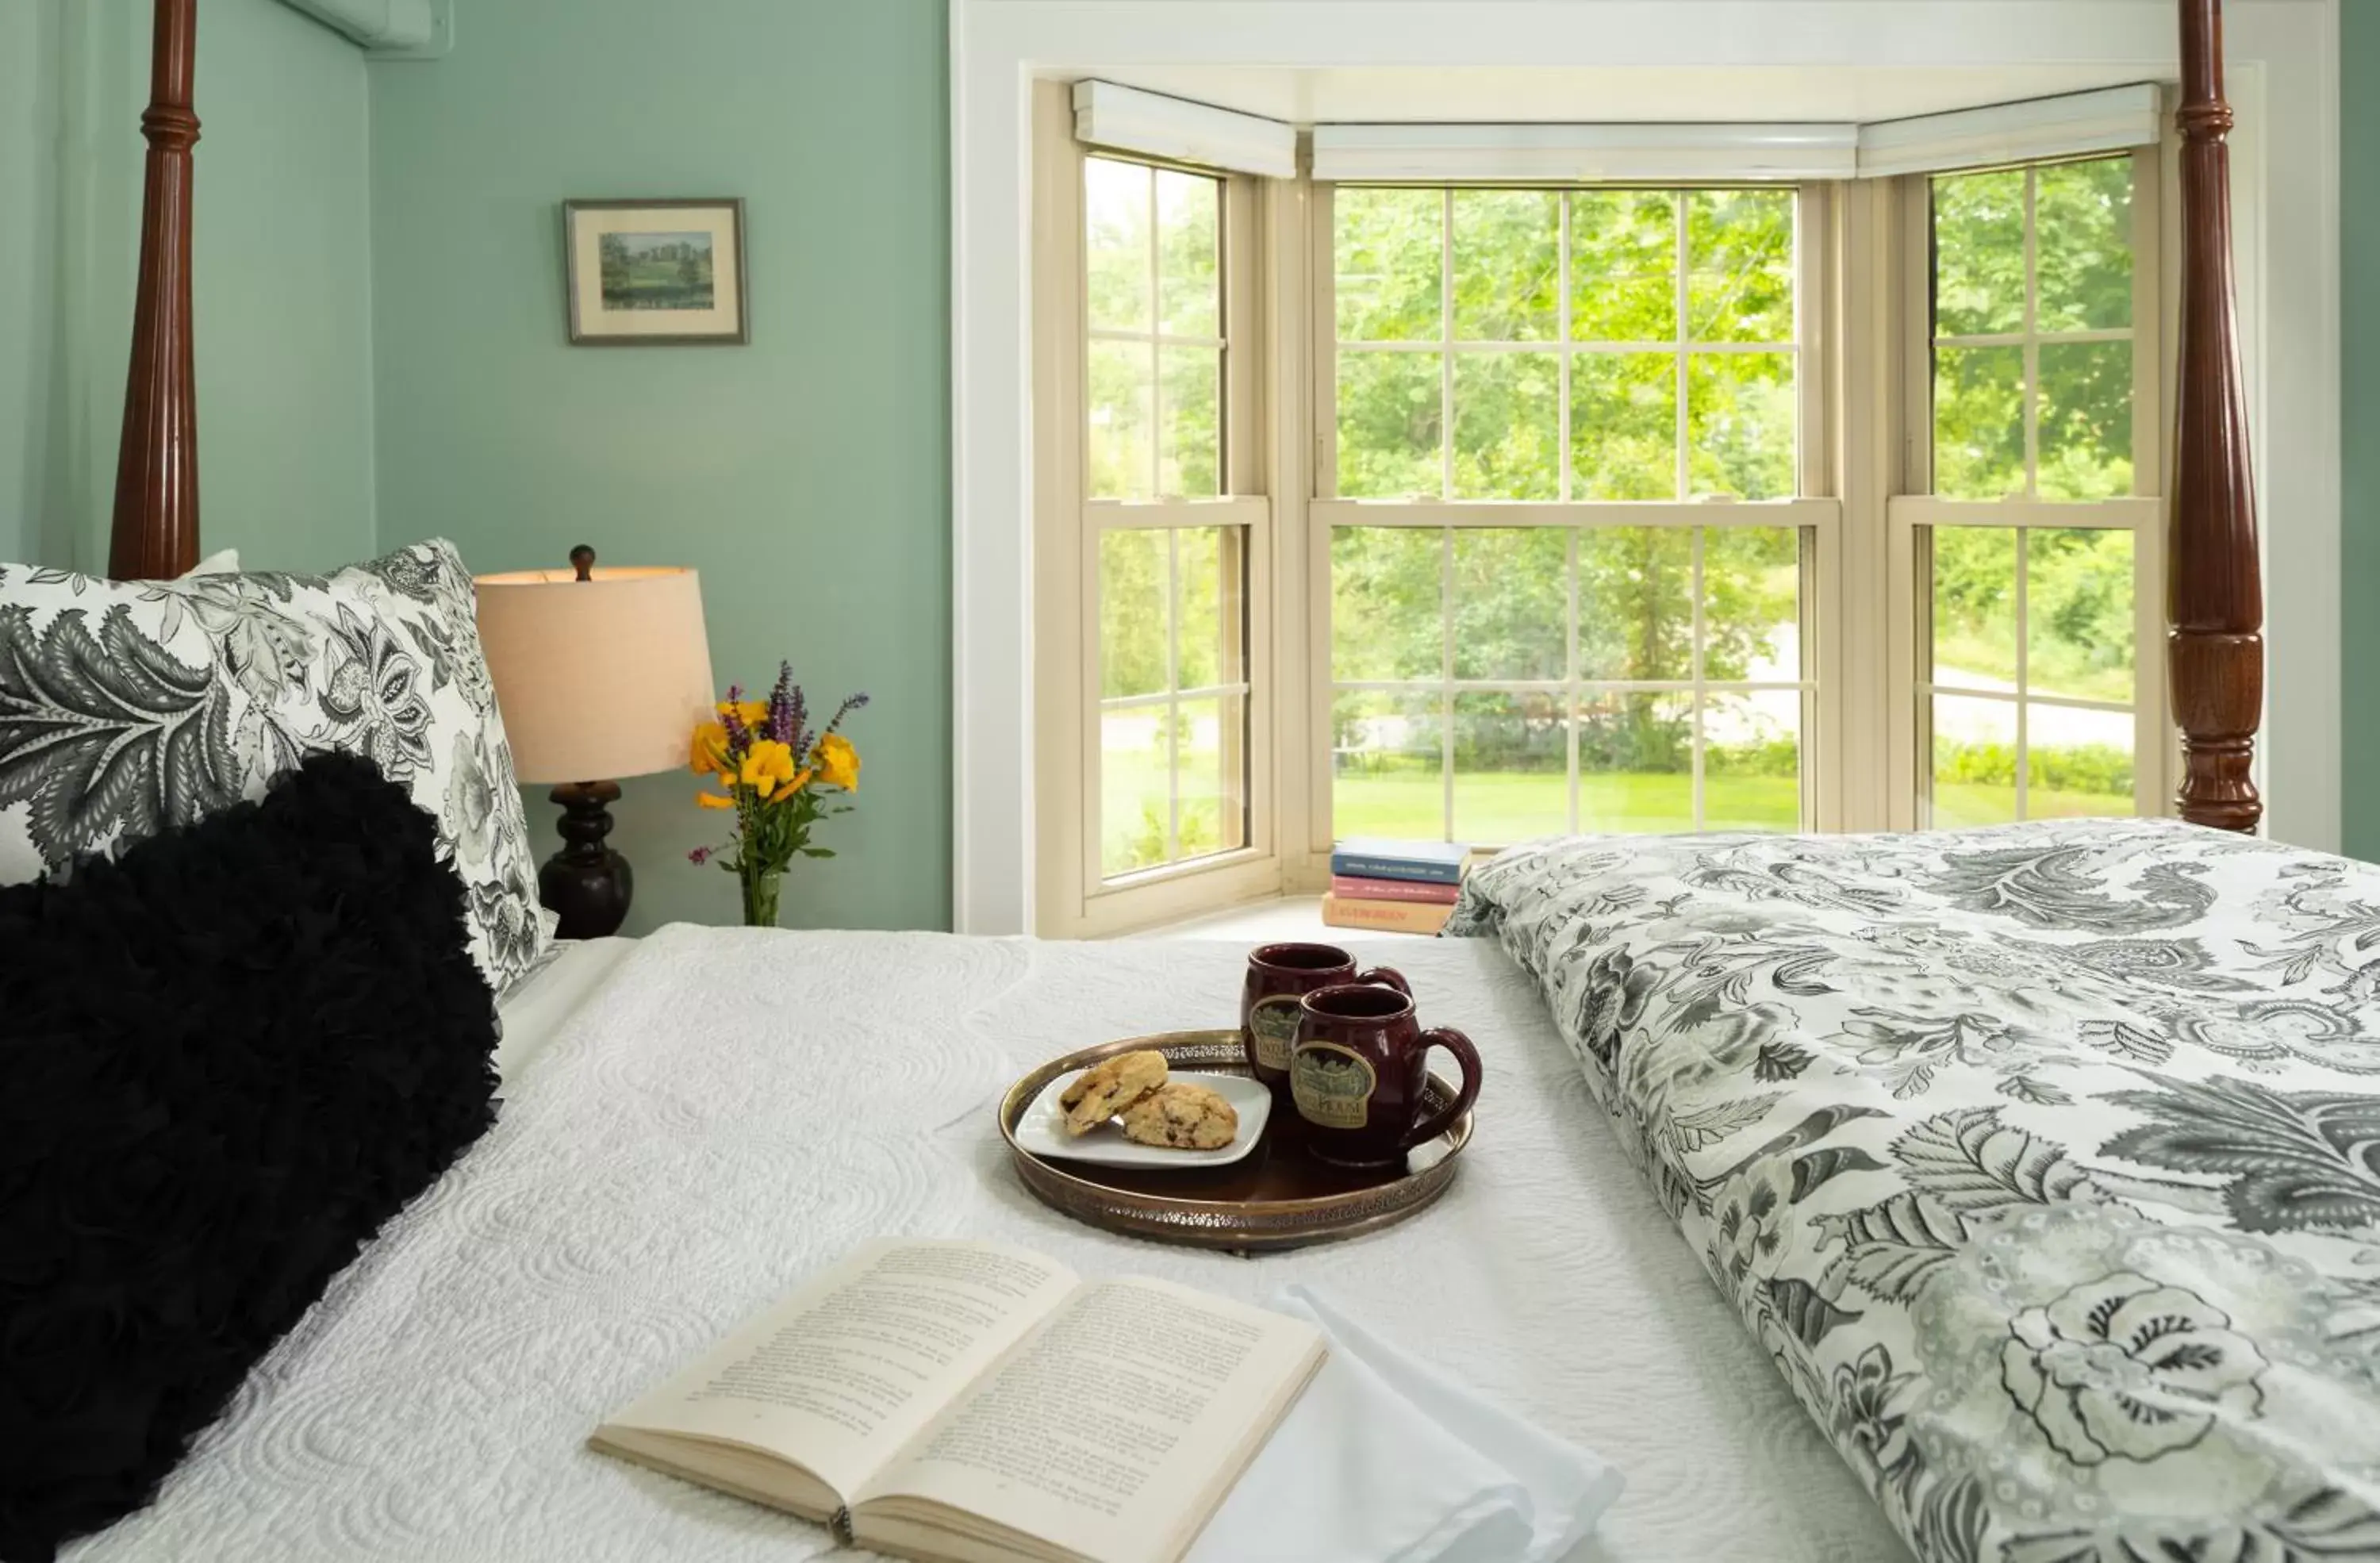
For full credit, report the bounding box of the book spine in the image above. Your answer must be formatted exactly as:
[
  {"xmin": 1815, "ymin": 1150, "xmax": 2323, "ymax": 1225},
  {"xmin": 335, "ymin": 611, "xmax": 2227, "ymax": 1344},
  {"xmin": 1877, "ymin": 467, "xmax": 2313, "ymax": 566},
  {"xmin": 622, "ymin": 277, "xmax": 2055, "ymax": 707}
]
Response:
[
  {"xmin": 1321, "ymin": 894, "xmax": 1455, "ymax": 935},
  {"xmin": 1327, "ymin": 854, "xmax": 1464, "ymax": 885},
  {"xmin": 1330, "ymin": 874, "xmax": 1461, "ymax": 904}
]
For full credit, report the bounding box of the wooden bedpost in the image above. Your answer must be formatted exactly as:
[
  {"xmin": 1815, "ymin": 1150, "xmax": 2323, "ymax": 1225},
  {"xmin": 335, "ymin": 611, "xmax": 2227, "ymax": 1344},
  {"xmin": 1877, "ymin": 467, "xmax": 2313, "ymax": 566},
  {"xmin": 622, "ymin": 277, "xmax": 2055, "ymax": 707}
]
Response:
[
  {"xmin": 108, "ymin": 0, "xmax": 201, "ymax": 581},
  {"xmin": 2168, "ymin": 0, "xmax": 2263, "ymax": 831}
]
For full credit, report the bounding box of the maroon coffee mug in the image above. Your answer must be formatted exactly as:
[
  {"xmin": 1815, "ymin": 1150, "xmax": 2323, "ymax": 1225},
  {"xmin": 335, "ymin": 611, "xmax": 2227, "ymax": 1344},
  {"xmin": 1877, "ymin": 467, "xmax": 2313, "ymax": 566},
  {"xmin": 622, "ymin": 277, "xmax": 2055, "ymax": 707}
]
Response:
[
  {"xmin": 1242, "ymin": 943, "xmax": 1410, "ymax": 1089},
  {"xmin": 1290, "ymin": 983, "xmax": 1483, "ymax": 1169}
]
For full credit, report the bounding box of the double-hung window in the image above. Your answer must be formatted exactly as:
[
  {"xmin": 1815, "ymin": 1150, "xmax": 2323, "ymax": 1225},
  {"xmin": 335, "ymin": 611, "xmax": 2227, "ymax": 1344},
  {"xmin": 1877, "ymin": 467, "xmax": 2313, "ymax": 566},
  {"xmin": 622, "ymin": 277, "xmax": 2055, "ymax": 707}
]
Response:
[
  {"xmin": 1318, "ymin": 185, "xmax": 1829, "ymax": 844},
  {"xmin": 1887, "ymin": 151, "xmax": 2167, "ymax": 825},
  {"xmin": 1033, "ymin": 90, "xmax": 1279, "ymax": 935}
]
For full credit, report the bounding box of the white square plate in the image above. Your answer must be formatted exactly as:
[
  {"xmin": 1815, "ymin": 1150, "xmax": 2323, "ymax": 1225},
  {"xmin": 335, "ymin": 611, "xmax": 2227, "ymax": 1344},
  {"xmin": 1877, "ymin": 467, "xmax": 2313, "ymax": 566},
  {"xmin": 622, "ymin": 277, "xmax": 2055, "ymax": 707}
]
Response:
[{"xmin": 1013, "ymin": 1070, "xmax": 1273, "ymax": 1168}]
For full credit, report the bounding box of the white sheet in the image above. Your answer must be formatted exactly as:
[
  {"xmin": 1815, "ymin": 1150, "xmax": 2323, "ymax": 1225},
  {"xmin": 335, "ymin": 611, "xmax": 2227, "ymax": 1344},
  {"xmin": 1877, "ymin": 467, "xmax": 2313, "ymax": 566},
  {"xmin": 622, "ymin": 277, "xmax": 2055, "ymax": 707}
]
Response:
[
  {"xmin": 69, "ymin": 928, "xmax": 1907, "ymax": 1563},
  {"xmin": 492, "ymin": 936, "xmax": 639, "ymax": 1087}
]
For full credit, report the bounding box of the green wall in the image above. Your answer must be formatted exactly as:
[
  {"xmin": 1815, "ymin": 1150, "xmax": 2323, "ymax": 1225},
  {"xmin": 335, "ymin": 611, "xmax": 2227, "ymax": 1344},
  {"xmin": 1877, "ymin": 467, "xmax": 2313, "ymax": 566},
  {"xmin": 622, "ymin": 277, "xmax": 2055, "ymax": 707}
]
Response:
[
  {"xmin": 2347, "ymin": 0, "xmax": 2380, "ymax": 859},
  {"xmin": 367, "ymin": 0, "xmax": 953, "ymax": 933},
  {"xmin": 0, "ymin": 0, "xmax": 375, "ymax": 573},
  {"xmin": 0, "ymin": 0, "xmax": 64, "ymax": 566}
]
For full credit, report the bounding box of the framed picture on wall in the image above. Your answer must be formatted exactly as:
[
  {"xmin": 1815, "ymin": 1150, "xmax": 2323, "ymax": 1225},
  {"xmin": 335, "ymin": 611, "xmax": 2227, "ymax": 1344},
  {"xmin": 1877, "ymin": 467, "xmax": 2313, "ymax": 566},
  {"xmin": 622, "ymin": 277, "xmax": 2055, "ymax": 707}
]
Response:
[{"xmin": 562, "ymin": 198, "xmax": 748, "ymax": 345}]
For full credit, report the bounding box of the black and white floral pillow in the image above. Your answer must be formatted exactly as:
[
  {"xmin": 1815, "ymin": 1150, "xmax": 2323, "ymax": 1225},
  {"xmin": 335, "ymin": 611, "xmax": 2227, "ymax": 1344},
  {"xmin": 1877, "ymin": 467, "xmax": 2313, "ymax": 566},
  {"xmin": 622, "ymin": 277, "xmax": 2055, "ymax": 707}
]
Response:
[{"xmin": 0, "ymin": 540, "xmax": 554, "ymax": 991}]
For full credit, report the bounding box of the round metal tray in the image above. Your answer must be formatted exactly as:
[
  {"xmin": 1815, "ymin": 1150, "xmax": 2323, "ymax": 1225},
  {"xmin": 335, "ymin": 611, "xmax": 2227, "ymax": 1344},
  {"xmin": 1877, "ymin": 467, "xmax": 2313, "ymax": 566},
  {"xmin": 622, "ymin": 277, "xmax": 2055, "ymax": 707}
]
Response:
[{"xmin": 998, "ymin": 1030, "xmax": 1472, "ymax": 1253}]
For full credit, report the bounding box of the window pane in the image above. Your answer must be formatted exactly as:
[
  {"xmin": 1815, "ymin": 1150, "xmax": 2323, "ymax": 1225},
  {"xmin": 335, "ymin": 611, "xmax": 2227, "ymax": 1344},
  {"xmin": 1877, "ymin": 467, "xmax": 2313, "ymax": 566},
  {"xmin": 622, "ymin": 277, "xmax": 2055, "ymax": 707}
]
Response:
[
  {"xmin": 1929, "ymin": 525, "xmax": 2017, "ymax": 693},
  {"xmin": 1331, "ymin": 525, "xmax": 1441, "ymax": 682},
  {"xmin": 1453, "ymin": 693, "xmax": 1568, "ymax": 842},
  {"xmin": 2035, "ymin": 158, "xmax": 2132, "ymax": 332},
  {"xmin": 1154, "ymin": 169, "xmax": 1219, "ymax": 339},
  {"xmin": 1176, "ymin": 525, "xmax": 1244, "ymax": 690},
  {"xmin": 1578, "ymin": 527, "xmax": 1691, "ymax": 681},
  {"xmin": 1687, "ymin": 190, "xmax": 1794, "ymax": 344},
  {"xmin": 1931, "ymin": 694, "xmax": 2018, "ymax": 826},
  {"xmin": 1702, "ymin": 525, "xmax": 1801, "ymax": 682},
  {"xmin": 1100, "ymin": 707, "xmax": 1173, "ymax": 876},
  {"xmin": 2028, "ymin": 720, "xmax": 2135, "ymax": 819},
  {"xmin": 1157, "ymin": 345, "xmax": 1220, "ymax": 497},
  {"xmin": 1337, "ymin": 351, "xmax": 1442, "ymax": 498},
  {"xmin": 1686, "ymin": 351, "xmax": 1795, "ymax": 500},
  {"xmin": 1579, "ymin": 692, "xmax": 1692, "ymax": 832},
  {"xmin": 1088, "ymin": 340, "xmax": 1152, "ymax": 500},
  {"xmin": 1451, "ymin": 190, "xmax": 1558, "ymax": 341},
  {"xmin": 1331, "ymin": 689, "xmax": 1444, "ymax": 840},
  {"xmin": 1452, "ymin": 528, "xmax": 1568, "ymax": 681},
  {"xmin": 1932, "ymin": 167, "xmax": 2025, "ymax": 338},
  {"xmin": 1336, "ymin": 188, "xmax": 1441, "ymax": 342},
  {"xmin": 1084, "ymin": 157, "xmax": 1149, "ymax": 332},
  {"xmin": 1452, "ymin": 351, "xmax": 1559, "ymax": 499},
  {"xmin": 2036, "ymin": 340, "xmax": 2132, "ymax": 501},
  {"xmin": 1704, "ymin": 689, "xmax": 1802, "ymax": 831},
  {"xmin": 2026, "ymin": 528, "xmax": 2135, "ymax": 705},
  {"xmin": 1933, "ymin": 345, "xmax": 2025, "ymax": 499},
  {"xmin": 1176, "ymin": 695, "xmax": 1246, "ymax": 859},
  {"xmin": 1571, "ymin": 190, "xmax": 1676, "ymax": 343},
  {"xmin": 1569, "ymin": 352, "xmax": 1675, "ymax": 500},
  {"xmin": 1098, "ymin": 528, "xmax": 1168, "ymax": 698}
]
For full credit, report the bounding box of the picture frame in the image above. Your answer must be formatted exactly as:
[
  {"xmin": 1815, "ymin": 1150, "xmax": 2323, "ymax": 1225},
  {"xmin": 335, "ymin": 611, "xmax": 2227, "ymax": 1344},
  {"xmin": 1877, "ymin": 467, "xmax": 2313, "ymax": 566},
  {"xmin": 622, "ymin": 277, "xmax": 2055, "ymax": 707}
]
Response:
[{"xmin": 562, "ymin": 198, "xmax": 748, "ymax": 345}]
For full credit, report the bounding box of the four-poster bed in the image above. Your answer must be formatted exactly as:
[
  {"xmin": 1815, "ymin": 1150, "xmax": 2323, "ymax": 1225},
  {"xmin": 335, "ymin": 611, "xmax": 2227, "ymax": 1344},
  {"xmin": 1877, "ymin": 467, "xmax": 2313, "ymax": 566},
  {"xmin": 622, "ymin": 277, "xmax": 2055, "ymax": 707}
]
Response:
[{"xmin": 42, "ymin": 4, "xmax": 2380, "ymax": 1563}]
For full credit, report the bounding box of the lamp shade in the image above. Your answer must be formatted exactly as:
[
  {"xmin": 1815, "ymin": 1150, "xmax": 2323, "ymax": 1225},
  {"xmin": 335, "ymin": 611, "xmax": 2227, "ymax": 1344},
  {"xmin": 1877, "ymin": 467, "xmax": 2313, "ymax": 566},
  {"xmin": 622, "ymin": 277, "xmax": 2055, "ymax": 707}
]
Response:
[{"xmin": 474, "ymin": 566, "xmax": 715, "ymax": 785}]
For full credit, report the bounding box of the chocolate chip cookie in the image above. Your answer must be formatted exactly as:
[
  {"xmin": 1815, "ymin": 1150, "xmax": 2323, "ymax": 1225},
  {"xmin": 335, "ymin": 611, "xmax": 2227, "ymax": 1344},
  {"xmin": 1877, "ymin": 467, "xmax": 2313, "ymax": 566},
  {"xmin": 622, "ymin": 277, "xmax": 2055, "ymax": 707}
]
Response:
[
  {"xmin": 1119, "ymin": 1081, "xmax": 1239, "ymax": 1150},
  {"xmin": 1059, "ymin": 1050, "xmax": 1169, "ymax": 1135}
]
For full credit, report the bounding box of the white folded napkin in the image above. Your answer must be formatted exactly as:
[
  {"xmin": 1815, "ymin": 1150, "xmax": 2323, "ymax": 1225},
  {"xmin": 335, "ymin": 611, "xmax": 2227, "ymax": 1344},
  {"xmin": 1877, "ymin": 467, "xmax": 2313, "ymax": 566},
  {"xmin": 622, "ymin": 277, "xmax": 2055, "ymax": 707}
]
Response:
[{"xmin": 1191, "ymin": 1285, "xmax": 1624, "ymax": 1563}]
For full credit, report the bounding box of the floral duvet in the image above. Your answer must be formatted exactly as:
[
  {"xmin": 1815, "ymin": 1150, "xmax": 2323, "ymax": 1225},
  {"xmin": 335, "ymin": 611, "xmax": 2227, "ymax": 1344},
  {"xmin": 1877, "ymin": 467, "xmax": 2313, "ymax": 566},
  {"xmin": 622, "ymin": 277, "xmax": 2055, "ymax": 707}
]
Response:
[{"xmin": 1446, "ymin": 819, "xmax": 2380, "ymax": 1561}]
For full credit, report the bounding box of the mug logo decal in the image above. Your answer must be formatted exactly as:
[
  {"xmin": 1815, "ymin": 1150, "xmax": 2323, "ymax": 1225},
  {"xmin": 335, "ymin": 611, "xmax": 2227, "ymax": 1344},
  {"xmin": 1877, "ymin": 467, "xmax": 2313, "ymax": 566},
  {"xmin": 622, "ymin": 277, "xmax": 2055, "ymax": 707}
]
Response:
[
  {"xmin": 1249, "ymin": 994, "xmax": 1304, "ymax": 1071},
  {"xmin": 1292, "ymin": 1042, "xmax": 1377, "ymax": 1130}
]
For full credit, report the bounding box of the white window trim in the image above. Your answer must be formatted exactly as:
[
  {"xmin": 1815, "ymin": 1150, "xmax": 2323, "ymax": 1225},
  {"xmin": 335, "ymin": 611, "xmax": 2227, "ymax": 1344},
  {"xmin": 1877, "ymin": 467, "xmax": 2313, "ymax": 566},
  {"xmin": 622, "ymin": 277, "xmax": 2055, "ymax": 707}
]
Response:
[{"xmin": 955, "ymin": 1, "xmax": 2340, "ymax": 935}]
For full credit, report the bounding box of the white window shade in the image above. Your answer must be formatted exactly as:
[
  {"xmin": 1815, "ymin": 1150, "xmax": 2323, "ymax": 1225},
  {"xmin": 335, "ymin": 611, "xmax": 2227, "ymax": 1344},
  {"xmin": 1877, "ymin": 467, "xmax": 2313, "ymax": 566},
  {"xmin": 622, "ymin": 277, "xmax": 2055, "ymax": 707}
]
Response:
[
  {"xmin": 1072, "ymin": 81, "xmax": 1297, "ymax": 179},
  {"xmin": 1310, "ymin": 122, "xmax": 1856, "ymax": 183},
  {"xmin": 1855, "ymin": 85, "xmax": 2163, "ymax": 179}
]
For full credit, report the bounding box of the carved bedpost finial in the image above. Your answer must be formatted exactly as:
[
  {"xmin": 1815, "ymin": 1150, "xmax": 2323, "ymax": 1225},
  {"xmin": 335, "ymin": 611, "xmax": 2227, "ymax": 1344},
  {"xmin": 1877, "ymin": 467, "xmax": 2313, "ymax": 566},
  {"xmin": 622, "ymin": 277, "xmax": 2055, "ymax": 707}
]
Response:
[
  {"xmin": 108, "ymin": 0, "xmax": 201, "ymax": 582},
  {"xmin": 570, "ymin": 545, "xmax": 597, "ymax": 582},
  {"xmin": 2167, "ymin": 0, "xmax": 2263, "ymax": 832}
]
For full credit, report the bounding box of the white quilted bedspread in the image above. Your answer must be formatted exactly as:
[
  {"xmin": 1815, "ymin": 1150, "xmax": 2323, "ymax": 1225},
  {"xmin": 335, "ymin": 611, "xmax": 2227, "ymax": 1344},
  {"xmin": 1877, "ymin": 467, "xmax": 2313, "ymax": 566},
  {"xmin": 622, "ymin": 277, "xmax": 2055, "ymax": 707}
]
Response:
[{"xmin": 69, "ymin": 928, "xmax": 1907, "ymax": 1563}]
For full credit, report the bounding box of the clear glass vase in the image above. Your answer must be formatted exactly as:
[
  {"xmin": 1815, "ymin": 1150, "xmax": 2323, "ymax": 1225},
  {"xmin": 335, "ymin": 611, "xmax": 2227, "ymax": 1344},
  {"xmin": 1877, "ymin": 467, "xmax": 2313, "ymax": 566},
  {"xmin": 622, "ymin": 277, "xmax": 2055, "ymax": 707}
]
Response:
[{"xmin": 739, "ymin": 866, "xmax": 784, "ymax": 928}]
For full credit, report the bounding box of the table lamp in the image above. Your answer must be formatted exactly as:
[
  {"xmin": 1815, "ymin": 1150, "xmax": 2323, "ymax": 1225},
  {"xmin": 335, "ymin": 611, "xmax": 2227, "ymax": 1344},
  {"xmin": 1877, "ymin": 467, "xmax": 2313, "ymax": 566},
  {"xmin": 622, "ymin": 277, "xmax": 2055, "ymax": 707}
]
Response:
[{"xmin": 475, "ymin": 546, "xmax": 715, "ymax": 939}]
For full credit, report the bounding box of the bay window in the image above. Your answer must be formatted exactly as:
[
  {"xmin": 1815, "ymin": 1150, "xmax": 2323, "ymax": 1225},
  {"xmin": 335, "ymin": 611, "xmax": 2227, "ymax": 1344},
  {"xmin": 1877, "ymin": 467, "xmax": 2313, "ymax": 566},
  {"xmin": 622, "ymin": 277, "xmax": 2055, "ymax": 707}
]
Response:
[{"xmin": 1031, "ymin": 80, "xmax": 2175, "ymax": 935}]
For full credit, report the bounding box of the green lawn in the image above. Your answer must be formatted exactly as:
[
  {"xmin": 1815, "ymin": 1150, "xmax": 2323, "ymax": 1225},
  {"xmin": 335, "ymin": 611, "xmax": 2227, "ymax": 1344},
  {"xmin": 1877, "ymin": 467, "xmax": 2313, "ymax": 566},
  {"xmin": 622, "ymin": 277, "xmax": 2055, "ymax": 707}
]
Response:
[
  {"xmin": 1333, "ymin": 769, "xmax": 1799, "ymax": 839},
  {"xmin": 1100, "ymin": 747, "xmax": 2129, "ymax": 871}
]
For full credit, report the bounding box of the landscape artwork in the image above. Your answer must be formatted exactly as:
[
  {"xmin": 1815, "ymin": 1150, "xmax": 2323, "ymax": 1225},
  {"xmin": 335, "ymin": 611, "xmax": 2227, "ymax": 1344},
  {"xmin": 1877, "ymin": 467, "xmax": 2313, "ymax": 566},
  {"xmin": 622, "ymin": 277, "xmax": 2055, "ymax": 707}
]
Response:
[
  {"xmin": 601, "ymin": 232, "xmax": 712, "ymax": 312},
  {"xmin": 564, "ymin": 198, "xmax": 747, "ymax": 344}
]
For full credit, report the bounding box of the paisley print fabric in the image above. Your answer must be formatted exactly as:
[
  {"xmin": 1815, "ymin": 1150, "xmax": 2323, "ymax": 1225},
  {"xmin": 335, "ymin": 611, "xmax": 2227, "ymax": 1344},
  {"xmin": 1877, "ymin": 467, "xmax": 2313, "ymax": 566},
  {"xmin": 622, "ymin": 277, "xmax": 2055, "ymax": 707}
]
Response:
[
  {"xmin": 0, "ymin": 542, "xmax": 551, "ymax": 991},
  {"xmin": 1446, "ymin": 819, "xmax": 2380, "ymax": 1561}
]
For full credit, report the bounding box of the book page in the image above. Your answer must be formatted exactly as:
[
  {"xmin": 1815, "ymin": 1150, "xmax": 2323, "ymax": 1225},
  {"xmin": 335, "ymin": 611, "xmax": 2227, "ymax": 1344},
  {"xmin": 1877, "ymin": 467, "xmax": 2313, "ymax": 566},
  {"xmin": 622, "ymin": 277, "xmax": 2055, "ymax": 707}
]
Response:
[
  {"xmin": 858, "ymin": 1277, "xmax": 1324, "ymax": 1563},
  {"xmin": 597, "ymin": 1239, "xmax": 1078, "ymax": 1502}
]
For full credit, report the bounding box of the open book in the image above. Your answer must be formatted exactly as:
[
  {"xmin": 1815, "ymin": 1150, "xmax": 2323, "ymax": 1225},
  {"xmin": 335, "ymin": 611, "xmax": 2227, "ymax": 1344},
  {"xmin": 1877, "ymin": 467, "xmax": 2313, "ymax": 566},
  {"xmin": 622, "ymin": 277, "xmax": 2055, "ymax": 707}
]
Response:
[{"xmin": 590, "ymin": 1239, "xmax": 1326, "ymax": 1563}]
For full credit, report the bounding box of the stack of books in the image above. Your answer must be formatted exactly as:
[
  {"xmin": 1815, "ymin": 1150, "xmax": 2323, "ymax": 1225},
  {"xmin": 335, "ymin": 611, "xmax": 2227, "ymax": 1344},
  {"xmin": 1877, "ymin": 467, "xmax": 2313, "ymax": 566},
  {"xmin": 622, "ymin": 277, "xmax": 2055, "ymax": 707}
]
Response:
[{"xmin": 1322, "ymin": 838, "xmax": 1472, "ymax": 934}]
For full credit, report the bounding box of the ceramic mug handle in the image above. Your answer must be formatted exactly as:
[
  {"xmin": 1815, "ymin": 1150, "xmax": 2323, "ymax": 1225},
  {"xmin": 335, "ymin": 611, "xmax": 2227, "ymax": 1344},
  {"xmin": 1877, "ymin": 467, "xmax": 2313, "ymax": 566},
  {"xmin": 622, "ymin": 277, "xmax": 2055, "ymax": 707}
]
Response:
[
  {"xmin": 1355, "ymin": 965, "xmax": 1411, "ymax": 997},
  {"xmin": 1400, "ymin": 1027, "xmax": 1482, "ymax": 1150}
]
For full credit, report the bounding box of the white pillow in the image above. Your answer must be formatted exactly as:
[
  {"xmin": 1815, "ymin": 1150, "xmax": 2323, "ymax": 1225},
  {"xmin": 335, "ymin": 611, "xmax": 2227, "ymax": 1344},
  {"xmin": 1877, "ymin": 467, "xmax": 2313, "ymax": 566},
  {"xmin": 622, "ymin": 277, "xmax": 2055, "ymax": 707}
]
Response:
[{"xmin": 182, "ymin": 549, "xmax": 241, "ymax": 577}]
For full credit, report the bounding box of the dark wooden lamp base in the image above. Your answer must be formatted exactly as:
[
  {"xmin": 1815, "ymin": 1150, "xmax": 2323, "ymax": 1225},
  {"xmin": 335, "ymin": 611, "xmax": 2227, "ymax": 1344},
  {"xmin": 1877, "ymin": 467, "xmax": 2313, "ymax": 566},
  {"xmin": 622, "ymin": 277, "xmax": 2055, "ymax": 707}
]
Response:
[{"xmin": 539, "ymin": 780, "xmax": 632, "ymax": 939}]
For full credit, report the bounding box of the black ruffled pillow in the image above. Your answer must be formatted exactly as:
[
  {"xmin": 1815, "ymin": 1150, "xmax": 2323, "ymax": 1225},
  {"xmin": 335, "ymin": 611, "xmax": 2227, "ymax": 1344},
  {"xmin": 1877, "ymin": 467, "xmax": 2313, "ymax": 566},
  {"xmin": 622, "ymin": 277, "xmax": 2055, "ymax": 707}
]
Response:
[{"xmin": 0, "ymin": 751, "xmax": 498, "ymax": 1561}]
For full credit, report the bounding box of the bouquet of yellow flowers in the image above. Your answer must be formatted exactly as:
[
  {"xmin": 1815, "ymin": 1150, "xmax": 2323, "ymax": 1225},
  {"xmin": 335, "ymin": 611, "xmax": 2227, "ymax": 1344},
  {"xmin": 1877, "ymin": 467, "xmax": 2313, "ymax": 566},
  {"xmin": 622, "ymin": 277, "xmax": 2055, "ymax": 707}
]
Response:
[{"xmin": 687, "ymin": 662, "xmax": 868, "ymax": 927}]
